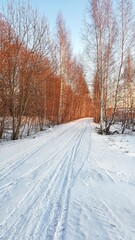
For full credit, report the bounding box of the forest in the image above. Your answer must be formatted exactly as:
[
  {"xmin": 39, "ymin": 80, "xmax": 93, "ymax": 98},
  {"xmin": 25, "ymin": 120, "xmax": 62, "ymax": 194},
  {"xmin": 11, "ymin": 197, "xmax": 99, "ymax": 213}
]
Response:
[
  {"xmin": 0, "ymin": 1, "xmax": 93, "ymax": 140},
  {"xmin": 0, "ymin": 0, "xmax": 135, "ymax": 140}
]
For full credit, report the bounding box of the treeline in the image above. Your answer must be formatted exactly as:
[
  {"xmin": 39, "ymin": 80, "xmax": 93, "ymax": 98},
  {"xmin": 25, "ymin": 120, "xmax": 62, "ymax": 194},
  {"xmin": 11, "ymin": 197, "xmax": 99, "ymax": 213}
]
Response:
[
  {"xmin": 0, "ymin": 1, "xmax": 93, "ymax": 140},
  {"xmin": 84, "ymin": 0, "xmax": 135, "ymax": 134}
]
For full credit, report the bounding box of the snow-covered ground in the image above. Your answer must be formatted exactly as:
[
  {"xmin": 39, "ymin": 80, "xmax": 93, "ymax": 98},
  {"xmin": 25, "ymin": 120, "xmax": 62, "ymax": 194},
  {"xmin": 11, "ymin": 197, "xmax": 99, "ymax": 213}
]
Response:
[{"xmin": 0, "ymin": 118, "xmax": 135, "ymax": 240}]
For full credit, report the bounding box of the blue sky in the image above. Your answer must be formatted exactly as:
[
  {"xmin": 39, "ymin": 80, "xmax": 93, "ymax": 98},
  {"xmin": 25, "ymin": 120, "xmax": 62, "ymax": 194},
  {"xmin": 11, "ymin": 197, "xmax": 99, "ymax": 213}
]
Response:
[{"xmin": 0, "ymin": 0, "xmax": 87, "ymax": 54}]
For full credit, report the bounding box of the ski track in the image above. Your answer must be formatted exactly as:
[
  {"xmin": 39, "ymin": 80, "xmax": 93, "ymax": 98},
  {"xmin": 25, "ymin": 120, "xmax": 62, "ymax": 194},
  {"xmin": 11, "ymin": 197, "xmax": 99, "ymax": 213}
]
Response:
[
  {"xmin": 0, "ymin": 121, "xmax": 79, "ymax": 180},
  {"xmin": 0, "ymin": 118, "xmax": 134, "ymax": 240},
  {"xmin": 0, "ymin": 120, "xmax": 89, "ymax": 240},
  {"xmin": 0, "ymin": 122, "xmax": 82, "ymax": 190}
]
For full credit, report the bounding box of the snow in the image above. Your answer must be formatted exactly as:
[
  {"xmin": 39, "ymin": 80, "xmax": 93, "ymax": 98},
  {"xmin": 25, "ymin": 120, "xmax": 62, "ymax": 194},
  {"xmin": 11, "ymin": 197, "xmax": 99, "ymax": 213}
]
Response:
[{"xmin": 0, "ymin": 118, "xmax": 135, "ymax": 240}]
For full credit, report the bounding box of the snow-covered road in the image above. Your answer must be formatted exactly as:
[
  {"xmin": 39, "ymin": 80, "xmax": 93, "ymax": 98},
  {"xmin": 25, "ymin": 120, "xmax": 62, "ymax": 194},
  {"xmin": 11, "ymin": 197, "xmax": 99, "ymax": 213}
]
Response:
[{"xmin": 0, "ymin": 118, "xmax": 135, "ymax": 240}]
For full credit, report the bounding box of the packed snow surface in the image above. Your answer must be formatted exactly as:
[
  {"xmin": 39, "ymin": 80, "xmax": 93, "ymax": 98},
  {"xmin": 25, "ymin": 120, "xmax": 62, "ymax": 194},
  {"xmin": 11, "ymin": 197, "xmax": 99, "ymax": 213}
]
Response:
[{"xmin": 0, "ymin": 118, "xmax": 135, "ymax": 240}]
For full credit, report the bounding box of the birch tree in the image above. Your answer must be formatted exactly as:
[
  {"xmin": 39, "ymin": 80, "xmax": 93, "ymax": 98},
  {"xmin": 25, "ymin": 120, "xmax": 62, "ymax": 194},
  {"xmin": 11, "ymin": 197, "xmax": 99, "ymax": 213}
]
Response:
[
  {"xmin": 84, "ymin": 0, "xmax": 117, "ymax": 133},
  {"xmin": 56, "ymin": 13, "xmax": 72, "ymax": 123},
  {"xmin": 84, "ymin": 0, "xmax": 135, "ymax": 134}
]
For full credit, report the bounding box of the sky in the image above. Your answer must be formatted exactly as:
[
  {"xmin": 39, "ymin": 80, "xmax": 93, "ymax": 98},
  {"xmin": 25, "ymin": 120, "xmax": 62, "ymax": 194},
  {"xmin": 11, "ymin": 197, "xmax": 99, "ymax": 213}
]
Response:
[{"xmin": 0, "ymin": 0, "xmax": 87, "ymax": 55}]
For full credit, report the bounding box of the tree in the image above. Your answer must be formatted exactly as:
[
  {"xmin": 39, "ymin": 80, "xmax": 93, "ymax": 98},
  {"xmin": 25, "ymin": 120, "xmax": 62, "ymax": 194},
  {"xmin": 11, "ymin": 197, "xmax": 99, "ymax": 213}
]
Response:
[
  {"xmin": 121, "ymin": 52, "xmax": 135, "ymax": 133},
  {"xmin": 0, "ymin": 0, "xmax": 56, "ymax": 139},
  {"xmin": 0, "ymin": 0, "xmax": 93, "ymax": 140},
  {"xmin": 56, "ymin": 13, "xmax": 73, "ymax": 123},
  {"xmin": 84, "ymin": 0, "xmax": 135, "ymax": 134},
  {"xmin": 84, "ymin": 0, "xmax": 117, "ymax": 133}
]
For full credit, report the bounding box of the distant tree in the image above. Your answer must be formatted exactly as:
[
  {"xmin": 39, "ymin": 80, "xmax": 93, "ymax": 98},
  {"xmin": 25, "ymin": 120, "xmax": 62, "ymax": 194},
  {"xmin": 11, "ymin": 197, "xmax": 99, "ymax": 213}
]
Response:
[
  {"xmin": 121, "ymin": 52, "xmax": 135, "ymax": 133},
  {"xmin": 93, "ymin": 73, "xmax": 100, "ymax": 123}
]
